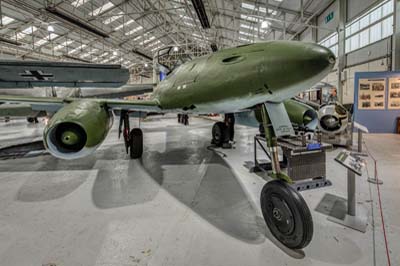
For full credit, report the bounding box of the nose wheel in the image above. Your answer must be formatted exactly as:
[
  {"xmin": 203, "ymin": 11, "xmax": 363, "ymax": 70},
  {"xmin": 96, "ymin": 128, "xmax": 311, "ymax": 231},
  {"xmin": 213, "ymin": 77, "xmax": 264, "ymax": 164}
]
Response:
[{"xmin": 260, "ymin": 180, "xmax": 313, "ymax": 249}]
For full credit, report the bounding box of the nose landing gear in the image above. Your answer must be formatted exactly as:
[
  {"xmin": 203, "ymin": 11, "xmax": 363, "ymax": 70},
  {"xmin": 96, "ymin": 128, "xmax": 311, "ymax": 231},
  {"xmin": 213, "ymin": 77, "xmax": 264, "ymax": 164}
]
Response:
[
  {"xmin": 261, "ymin": 180, "xmax": 313, "ymax": 249},
  {"xmin": 258, "ymin": 103, "xmax": 313, "ymax": 249}
]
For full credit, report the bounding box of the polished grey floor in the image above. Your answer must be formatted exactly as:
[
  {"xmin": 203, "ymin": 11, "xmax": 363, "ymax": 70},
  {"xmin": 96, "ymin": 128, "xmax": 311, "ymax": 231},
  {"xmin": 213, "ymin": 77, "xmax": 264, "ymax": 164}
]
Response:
[{"xmin": 0, "ymin": 115, "xmax": 398, "ymax": 266}]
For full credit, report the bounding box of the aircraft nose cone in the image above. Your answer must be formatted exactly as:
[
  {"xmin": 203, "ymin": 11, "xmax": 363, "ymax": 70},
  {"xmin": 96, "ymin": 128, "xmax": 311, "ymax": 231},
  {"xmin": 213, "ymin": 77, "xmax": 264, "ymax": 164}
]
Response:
[{"xmin": 313, "ymin": 43, "xmax": 336, "ymax": 66}]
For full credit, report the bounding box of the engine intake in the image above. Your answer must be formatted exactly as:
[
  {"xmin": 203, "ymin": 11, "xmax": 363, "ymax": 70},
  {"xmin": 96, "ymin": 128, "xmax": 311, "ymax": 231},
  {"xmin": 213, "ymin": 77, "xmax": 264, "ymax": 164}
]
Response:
[{"xmin": 44, "ymin": 100, "xmax": 112, "ymax": 159}]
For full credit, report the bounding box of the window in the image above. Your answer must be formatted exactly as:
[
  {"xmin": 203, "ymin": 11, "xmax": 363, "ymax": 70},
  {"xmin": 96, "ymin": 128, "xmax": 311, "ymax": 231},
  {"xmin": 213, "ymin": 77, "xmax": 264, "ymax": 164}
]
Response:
[
  {"xmin": 382, "ymin": 16, "xmax": 393, "ymax": 39},
  {"xmin": 318, "ymin": 32, "xmax": 338, "ymax": 57},
  {"xmin": 359, "ymin": 29, "xmax": 369, "ymax": 47},
  {"xmin": 344, "ymin": 0, "xmax": 393, "ymax": 53}
]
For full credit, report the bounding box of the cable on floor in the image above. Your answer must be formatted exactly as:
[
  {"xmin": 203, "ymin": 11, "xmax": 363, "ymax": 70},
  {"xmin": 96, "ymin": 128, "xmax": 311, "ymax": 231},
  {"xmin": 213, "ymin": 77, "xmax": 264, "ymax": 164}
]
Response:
[{"xmin": 364, "ymin": 142, "xmax": 392, "ymax": 266}]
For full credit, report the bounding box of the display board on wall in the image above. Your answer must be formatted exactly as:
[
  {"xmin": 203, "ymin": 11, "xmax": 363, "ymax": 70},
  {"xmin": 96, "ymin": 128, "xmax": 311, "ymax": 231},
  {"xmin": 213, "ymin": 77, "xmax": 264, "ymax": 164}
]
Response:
[
  {"xmin": 358, "ymin": 78, "xmax": 386, "ymax": 110},
  {"xmin": 354, "ymin": 71, "xmax": 400, "ymax": 133},
  {"xmin": 388, "ymin": 77, "xmax": 400, "ymax": 109}
]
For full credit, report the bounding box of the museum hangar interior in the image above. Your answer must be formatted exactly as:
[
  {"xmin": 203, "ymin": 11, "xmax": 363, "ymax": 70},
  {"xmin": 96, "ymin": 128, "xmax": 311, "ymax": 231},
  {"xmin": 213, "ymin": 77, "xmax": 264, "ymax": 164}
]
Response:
[{"xmin": 0, "ymin": 0, "xmax": 399, "ymax": 265}]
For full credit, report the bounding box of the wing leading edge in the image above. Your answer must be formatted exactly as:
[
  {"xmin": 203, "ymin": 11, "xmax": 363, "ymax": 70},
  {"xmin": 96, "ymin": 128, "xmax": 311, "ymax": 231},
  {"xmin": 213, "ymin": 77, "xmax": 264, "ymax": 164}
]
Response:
[
  {"xmin": 0, "ymin": 95, "xmax": 162, "ymax": 113},
  {"xmin": 0, "ymin": 60, "xmax": 129, "ymax": 88}
]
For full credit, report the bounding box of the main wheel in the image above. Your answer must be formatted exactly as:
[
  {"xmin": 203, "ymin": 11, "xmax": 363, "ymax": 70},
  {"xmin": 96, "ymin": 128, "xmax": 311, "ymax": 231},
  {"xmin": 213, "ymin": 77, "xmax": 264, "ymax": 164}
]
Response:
[
  {"xmin": 260, "ymin": 180, "xmax": 313, "ymax": 249},
  {"xmin": 129, "ymin": 128, "xmax": 143, "ymax": 159},
  {"xmin": 212, "ymin": 122, "xmax": 229, "ymax": 146}
]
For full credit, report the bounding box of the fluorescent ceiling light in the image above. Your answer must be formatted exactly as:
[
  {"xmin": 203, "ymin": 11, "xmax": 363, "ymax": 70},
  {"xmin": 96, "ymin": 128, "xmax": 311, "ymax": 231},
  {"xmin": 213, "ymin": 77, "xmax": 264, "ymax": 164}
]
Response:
[
  {"xmin": 173, "ymin": 46, "xmax": 179, "ymax": 52},
  {"xmin": 239, "ymin": 31, "xmax": 255, "ymax": 37},
  {"xmin": 125, "ymin": 26, "xmax": 143, "ymax": 35},
  {"xmin": 1, "ymin": 16, "xmax": 15, "ymax": 26},
  {"xmin": 242, "ymin": 2, "xmax": 278, "ymax": 16},
  {"xmin": 114, "ymin": 19, "xmax": 135, "ymax": 31},
  {"xmin": 104, "ymin": 11, "xmax": 123, "ymax": 24},
  {"xmin": 261, "ymin": 20, "xmax": 270, "ymax": 28},
  {"xmin": 90, "ymin": 2, "xmax": 114, "ymax": 16},
  {"xmin": 240, "ymin": 14, "xmax": 258, "ymax": 23},
  {"xmin": 239, "ymin": 36, "xmax": 251, "ymax": 42},
  {"xmin": 54, "ymin": 40, "xmax": 74, "ymax": 50},
  {"xmin": 71, "ymin": 0, "xmax": 89, "ymax": 7},
  {"xmin": 68, "ymin": 44, "xmax": 87, "ymax": 54}
]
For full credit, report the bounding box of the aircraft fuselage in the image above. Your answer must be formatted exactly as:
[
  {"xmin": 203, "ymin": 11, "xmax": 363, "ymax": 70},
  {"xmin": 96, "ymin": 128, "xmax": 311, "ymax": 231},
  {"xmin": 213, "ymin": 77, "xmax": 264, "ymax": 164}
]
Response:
[{"xmin": 153, "ymin": 41, "xmax": 335, "ymax": 113}]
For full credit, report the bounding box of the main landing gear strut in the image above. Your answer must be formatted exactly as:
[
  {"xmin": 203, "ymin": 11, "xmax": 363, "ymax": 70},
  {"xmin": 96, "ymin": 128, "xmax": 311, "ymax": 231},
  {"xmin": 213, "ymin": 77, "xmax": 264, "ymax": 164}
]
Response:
[
  {"xmin": 211, "ymin": 113, "xmax": 235, "ymax": 147},
  {"xmin": 258, "ymin": 104, "xmax": 313, "ymax": 249},
  {"xmin": 211, "ymin": 108, "xmax": 313, "ymax": 249},
  {"xmin": 119, "ymin": 110, "xmax": 143, "ymax": 159}
]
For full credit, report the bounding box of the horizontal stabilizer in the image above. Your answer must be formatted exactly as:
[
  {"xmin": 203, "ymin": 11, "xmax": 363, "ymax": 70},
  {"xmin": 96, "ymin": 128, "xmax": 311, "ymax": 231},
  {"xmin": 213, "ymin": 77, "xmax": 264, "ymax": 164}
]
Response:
[{"xmin": 0, "ymin": 60, "xmax": 129, "ymax": 88}]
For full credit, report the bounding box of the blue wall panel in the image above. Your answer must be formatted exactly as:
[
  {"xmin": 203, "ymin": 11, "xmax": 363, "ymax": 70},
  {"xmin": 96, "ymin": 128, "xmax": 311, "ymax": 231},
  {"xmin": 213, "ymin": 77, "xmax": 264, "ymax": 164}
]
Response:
[{"xmin": 354, "ymin": 71, "xmax": 400, "ymax": 133}]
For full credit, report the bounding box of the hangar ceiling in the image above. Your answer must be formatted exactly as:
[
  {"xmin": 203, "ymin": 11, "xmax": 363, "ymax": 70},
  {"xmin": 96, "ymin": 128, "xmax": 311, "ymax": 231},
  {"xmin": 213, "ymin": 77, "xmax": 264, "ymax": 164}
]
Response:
[{"xmin": 0, "ymin": 0, "xmax": 335, "ymax": 76}]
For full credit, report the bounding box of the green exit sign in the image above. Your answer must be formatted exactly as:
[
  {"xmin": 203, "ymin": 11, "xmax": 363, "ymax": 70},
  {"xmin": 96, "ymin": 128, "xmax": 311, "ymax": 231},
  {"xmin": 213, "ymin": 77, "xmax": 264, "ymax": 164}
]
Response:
[{"xmin": 325, "ymin": 11, "xmax": 334, "ymax": 24}]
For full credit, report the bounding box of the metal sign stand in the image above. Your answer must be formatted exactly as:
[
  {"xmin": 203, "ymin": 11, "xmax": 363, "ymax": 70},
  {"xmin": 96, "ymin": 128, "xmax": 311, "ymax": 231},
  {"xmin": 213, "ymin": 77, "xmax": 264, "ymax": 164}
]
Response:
[
  {"xmin": 328, "ymin": 128, "xmax": 369, "ymax": 233},
  {"xmin": 327, "ymin": 167, "xmax": 368, "ymax": 233}
]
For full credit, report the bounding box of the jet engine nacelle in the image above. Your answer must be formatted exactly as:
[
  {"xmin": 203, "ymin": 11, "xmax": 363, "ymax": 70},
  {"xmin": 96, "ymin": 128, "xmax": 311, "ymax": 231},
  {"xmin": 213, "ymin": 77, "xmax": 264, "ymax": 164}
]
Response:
[
  {"xmin": 318, "ymin": 102, "xmax": 348, "ymax": 134},
  {"xmin": 43, "ymin": 100, "xmax": 112, "ymax": 159},
  {"xmin": 253, "ymin": 99, "xmax": 318, "ymax": 130}
]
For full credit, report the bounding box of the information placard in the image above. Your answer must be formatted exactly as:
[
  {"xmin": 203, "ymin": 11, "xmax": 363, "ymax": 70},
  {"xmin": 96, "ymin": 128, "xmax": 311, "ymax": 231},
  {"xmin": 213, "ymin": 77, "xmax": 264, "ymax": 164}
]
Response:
[
  {"xmin": 358, "ymin": 78, "xmax": 386, "ymax": 110},
  {"xmin": 388, "ymin": 77, "xmax": 400, "ymax": 109}
]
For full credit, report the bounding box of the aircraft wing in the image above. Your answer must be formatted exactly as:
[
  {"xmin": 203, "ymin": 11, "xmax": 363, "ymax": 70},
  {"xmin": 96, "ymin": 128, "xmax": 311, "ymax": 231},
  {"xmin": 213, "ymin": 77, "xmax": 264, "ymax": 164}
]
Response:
[
  {"xmin": 0, "ymin": 60, "xmax": 129, "ymax": 88},
  {"xmin": 81, "ymin": 84, "xmax": 155, "ymax": 98},
  {"xmin": 0, "ymin": 95, "xmax": 161, "ymax": 113}
]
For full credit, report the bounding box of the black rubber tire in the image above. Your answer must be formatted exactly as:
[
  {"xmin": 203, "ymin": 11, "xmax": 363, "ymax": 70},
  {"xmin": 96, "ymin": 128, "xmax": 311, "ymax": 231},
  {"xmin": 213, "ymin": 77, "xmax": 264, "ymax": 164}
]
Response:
[
  {"xmin": 212, "ymin": 122, "xmax": 229, "ymax": 146},
  {"xmin": 260, "ymin": 179, "xmax": 313, "ymax": 249},
  {"xmin": 129, "ymin": 128, "xmax": 143, "ymax": 159}
]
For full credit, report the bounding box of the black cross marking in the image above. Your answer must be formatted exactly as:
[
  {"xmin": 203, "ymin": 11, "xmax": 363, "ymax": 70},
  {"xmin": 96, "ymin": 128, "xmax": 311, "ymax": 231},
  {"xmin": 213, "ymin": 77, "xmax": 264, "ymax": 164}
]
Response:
[{"xmin": 19, "ymin": 70, "xmax": 54, "ymax": 81}]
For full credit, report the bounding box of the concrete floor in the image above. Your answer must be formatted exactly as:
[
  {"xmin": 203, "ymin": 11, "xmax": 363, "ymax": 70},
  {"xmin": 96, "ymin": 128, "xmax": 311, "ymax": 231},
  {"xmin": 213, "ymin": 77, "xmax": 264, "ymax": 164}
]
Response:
[{"xmin": 0, "ymin": 115, "xmax": 398, "ymax": 266}]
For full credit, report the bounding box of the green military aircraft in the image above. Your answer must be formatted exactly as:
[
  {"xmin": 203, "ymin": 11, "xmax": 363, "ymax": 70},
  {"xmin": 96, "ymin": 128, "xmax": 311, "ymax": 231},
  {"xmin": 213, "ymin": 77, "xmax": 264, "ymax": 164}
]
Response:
[{"xmin": 0, "ymin": 41, "xmax": 335, "ymax": 250}]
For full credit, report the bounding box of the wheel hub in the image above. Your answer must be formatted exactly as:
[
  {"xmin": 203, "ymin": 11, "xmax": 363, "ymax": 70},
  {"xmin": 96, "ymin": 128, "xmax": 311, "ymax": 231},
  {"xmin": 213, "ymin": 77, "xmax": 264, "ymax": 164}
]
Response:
[{"xmin": 270, "ymin": 196, "xmax": 294, "ymax": 235}]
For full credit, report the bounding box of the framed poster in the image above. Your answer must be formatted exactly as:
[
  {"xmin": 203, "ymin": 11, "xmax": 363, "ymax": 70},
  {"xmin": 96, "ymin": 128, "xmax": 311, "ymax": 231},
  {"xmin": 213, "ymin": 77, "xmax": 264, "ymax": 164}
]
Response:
[
  {"xmin": 388, "ymin": 77, "xmax": 400, "ymax": 109},
  {"xmin": 358, "ymin": 78, "xmax": 386, "ymax": 110}
]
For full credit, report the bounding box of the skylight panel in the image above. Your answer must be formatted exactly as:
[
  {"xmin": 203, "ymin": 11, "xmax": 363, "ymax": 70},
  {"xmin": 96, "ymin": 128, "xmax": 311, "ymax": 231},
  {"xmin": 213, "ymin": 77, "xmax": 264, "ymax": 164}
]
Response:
[
  {"xmin": 90, "ymin": 2, "xmax": 114, "ymax": 16},
  {"xmin": 239, "ymin": 31, "xmax": 254, "ymax": 37},
  {"xmin": 141, "ymin": 36, "xmax": 155, "ymax": 45},
  {"xmin": 114, "ymin": 19, "xmax": 135, "ymax": 31},
  {"xmin": 133, "ymin": 35, "xmax": 142, "ymax": 41},
  {"xmin": 239, "ymin": 36, "xmax": 251, "ymax": 42},
  {"xmin": 71, "ymin": 0, "xmax": 89, "ymax": 7},
  {"xmin": 125, "ymin": 26, "xmax": 143, "ymax": 35},
  {"xmin": 1, "ymin": 16, "xmax": 14, "ymax": 25},
  {"xmin": 34, "ymin": 33, "xmax": 58, "ymax": 47},
  {"xmin": 147, "ymin": 40, "xmax": 161, "ymax": 47},
  {"xmin": 103, "ymin": 11, "xmax": 124, "ymax": 25},
  {"xmin": 80, "ymin": 52, "xmax": 91, "ymax": 58},
  {"xmin": 241, "ymin": 14, "xmax": 258, "ymax": 22},
  {"xmin": 151, "ymin": 45, "xmax": 163, "ymax": 52},
  {"xmin": 15, "ymin": 26, "xmax": 38, "ymax": 40},
  {"xmin": 104, "ymin": 11, "xmax": 123, "ymax": 24},
  {"xmin": 241, "ymin": 3, "xmax": 255, "ymax": 10},
  {"xmin": 68, "ymin": 44, "xmax": 87, "ymax": 54},
  {"xmin": 99, "ymin": 51, "xmax": 109, "ymax": 57},
  {"xmin": 54, "ymin": 40, "xmax": 74, "ymax": 50}
]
